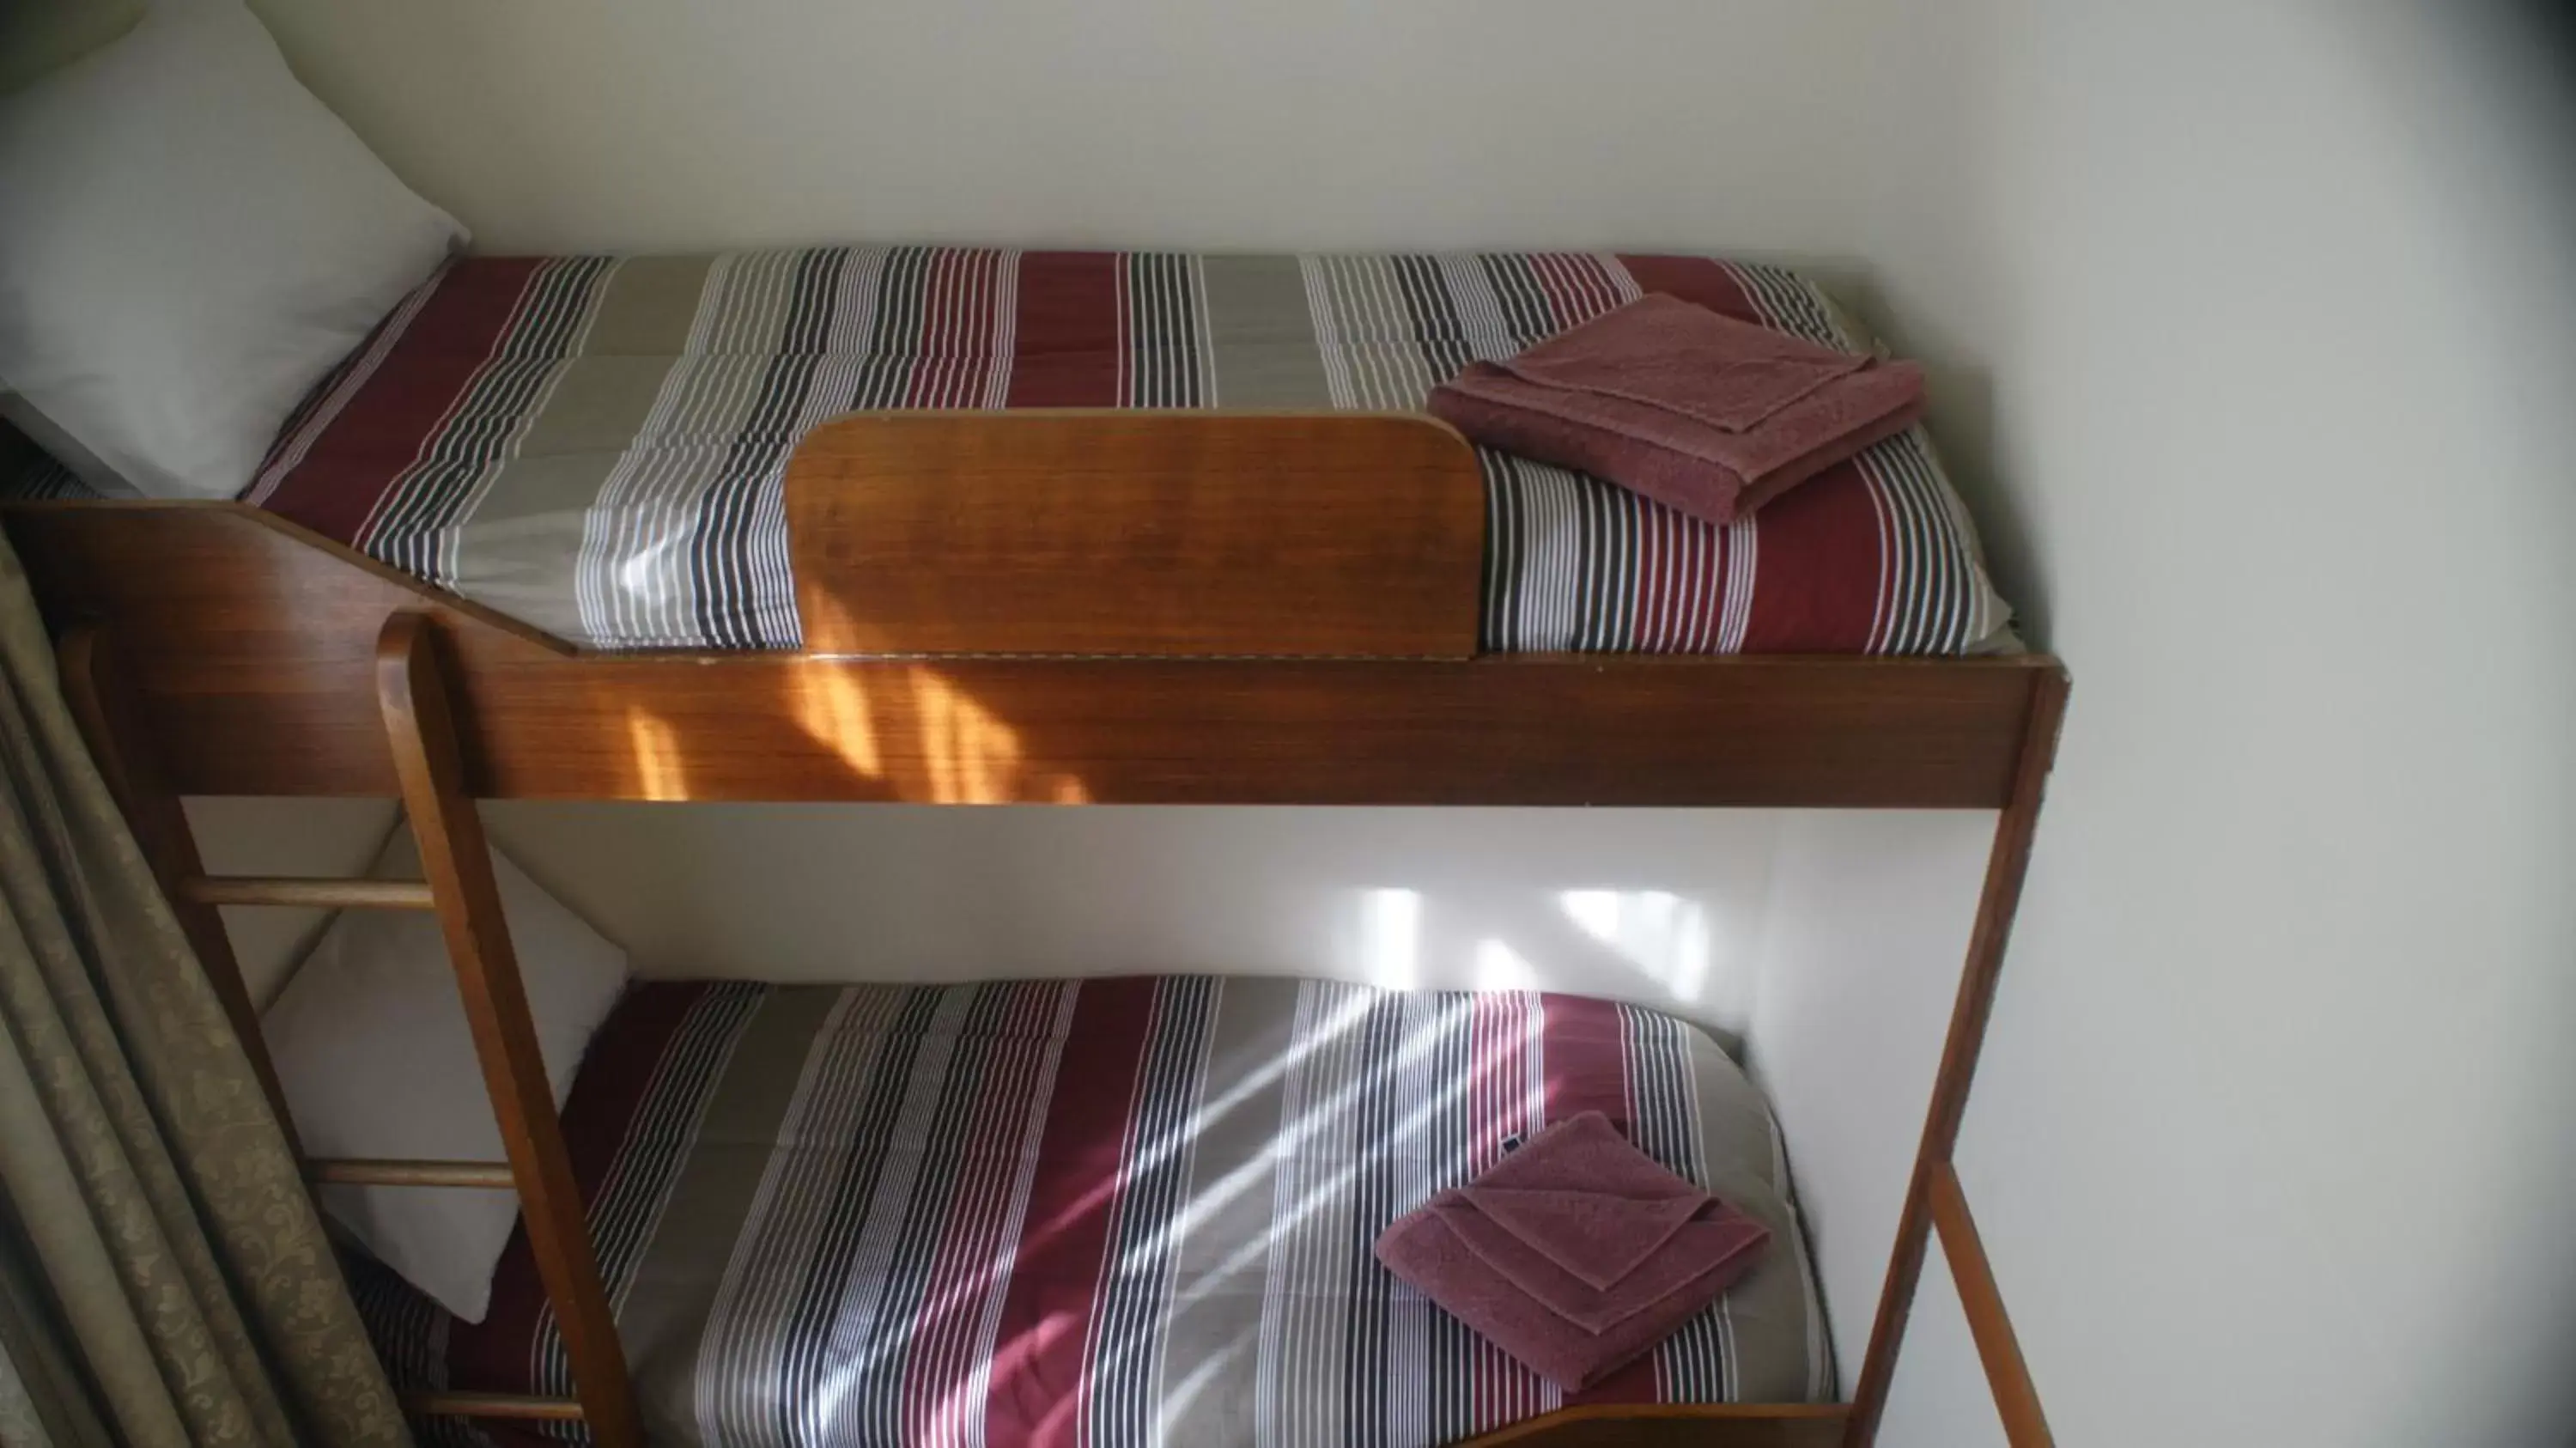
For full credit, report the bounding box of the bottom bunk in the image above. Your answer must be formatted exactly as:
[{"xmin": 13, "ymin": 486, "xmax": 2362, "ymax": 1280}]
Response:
[{"xmin": 342, "ymin": 975, "xmax": 1831, "ymax": 1448}]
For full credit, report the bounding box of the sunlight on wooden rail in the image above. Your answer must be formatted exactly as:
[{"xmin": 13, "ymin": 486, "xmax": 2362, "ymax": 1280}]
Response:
[
  {"xmin": 625, "ymin": 708, "xmax": 690, "ymax": 800},
  {"xmin": 782, "ymin": 598, "xmax": 1089, "ymax": 803}
]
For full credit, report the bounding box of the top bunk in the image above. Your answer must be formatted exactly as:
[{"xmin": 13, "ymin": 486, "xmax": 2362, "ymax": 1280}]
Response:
[{"xmin": 3, "ymin": 247, "xmax": 2063, "ymax": 811}]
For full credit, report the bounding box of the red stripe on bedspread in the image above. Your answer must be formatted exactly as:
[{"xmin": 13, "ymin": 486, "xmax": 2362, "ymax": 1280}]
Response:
[
  {"xmin": 447, "ymin": 981, "xmax": 709, "ymax": 1392},
  {"xmin": 982, "ymin": 976, "xmax": 1159, "ymax": 1446},
  {"xmin": 1618, "ymin": 252, "xmax": 1897, "ymax": 653},
  {"xmin": 1739, "ymin": 461, "xmax": 1888, "ymax": 652},
  {"xmin": 904, "ymin": 982, "xmax": 1070, "ymax": 1446},
  {"xmin": 1537, "ymin": 994, "xmax": 1656, "ymax": 1408},
  {"xmin": 1536, "ymin": 992, "xmax": 1631, "ymax": 1140},
  {"xmin": 257, "ymin": 258, "xmax": 544, "ymax": 545},
  {"xmin": 1006, "ymin": 252, "xmax": 1121, "ymax": 407}
]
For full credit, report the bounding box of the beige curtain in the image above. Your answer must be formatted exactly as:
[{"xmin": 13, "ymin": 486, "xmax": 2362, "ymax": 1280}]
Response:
[{"xmin": 0, "ymin": 533, "xmax": 409, "ymax": 1448}]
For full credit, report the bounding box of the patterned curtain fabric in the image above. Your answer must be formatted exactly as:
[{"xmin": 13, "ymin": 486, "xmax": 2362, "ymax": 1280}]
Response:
[{"xmin": 0, "ymin": 533, "xmax": 409, "ymax": 1448}]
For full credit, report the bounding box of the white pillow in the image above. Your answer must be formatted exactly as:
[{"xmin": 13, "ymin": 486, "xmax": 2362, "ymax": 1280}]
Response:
[
  {"xmin": 263, "ymin": 830, "xmax": 628, "ymax": 1323},
  {"xmin": 0, "ymin": 0, "xmax": 464, "ymax": 499}
]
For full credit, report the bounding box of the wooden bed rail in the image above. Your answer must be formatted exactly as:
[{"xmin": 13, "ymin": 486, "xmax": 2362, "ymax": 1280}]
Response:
[{"xmin": 5, "ymin": 496, "xmax": 2057, "ymax": 807}]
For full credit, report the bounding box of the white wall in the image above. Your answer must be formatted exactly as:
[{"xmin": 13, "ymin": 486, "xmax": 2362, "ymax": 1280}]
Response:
[
  {"xmin": 184, "ymin": 795, "xmax": 1805, "ymax": 1046},
  {"xmin": 1744, "ymin": 811, "xmax": 1996, "ymax": 1387},
  {"xmin": 471, "ymin": 804, "xmax": 1783, "ymax": 1040},
  {"xmin": 1838, "ymin": 3, "xmax": 2576, "ymax": 1445},
  {"xmin": 242, "ymin": 0, "xmax": 1939, "ymax": 259}
]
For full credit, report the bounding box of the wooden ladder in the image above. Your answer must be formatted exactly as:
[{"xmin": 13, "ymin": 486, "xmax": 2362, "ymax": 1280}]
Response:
[{"xmin": 61, "ymin": 614, "xmax": 643, "ymax": 1448}]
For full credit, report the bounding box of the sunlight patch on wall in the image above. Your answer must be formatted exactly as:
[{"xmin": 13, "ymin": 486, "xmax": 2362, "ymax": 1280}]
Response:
[
  {"xmin": 1357, "ymin": 886, "xmax": 1422, "ymax": 989},
  {"xmin": 1474, "ymin": 939, "xmax": 1540, "ymax": 992},
  {"xmin": 1558, "ymin": 888, "xmax": 1716, "ymax": 1003}
]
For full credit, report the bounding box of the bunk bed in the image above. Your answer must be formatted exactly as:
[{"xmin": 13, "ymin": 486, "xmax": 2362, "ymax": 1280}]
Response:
[{"xmin": 0, "ymin": 247, "xmax": 2067, "ymax": 1448}]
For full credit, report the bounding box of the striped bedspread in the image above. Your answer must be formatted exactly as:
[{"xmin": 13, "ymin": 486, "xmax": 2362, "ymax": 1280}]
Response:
[
  {"xmin": 230, "ymin": 249, "xmax": 2008, "ymax": 654},
  {"xmin": 353, "ymin": 976, "xmax": 1827, "ymax": 1448}
]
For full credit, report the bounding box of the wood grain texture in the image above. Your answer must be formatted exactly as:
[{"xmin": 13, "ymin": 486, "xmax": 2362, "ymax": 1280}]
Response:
[
  {"xmin": 376, "ymin": 614, "xmax": 641, "ymax": 1448},
  {"xmin": 787, "ymin": 411, "xmax": 1485, "ymax": 658},
  {"xmin": 1841, "ymin": 668, "xmax": 2069, "ymax": 1448},
  {"xmin": 179, "ymin": 876, "xmax": 434, "ymax": 910},
  {"xmin": 1454, "ymin": 1405, "xmax": 1846, "ymax": 1447},
  {"xmin": 304, "ymin": 1158, "xmax": 514, "ymax": 1189},
  {"xmin": 54, "ymin": 628, "xmax": 301, "ymax": 1155},
  {"xmin": 1929, "ymin": 1165, "xmax": 2054, "ymax": 1448},
  {"xmin": 4, "ymin": 502, "xmax": 2057, "ymax": 807}
]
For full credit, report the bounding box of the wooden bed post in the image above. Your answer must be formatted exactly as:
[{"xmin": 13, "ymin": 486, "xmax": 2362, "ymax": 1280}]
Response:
[
  {"xmin": 376, "ymin": 612, "xmax": 642, "ymax": 1448},
  {"xmin": 56, "ymin": 627, "xmax": 302, "ymax": 1156},
  {"xmin": 1839, "ymin": 667, "xmax": 2068, "ymax": 1447}
]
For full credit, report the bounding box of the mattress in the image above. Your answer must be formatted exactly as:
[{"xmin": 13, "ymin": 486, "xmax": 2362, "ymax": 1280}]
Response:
[
  {"xmin": 351, "ymin": 976, "xmax": 1829, "ymax": 1448},
  {"xmin": 212, "ymin": 248, "xmax": 2008, "ymax": 654}
]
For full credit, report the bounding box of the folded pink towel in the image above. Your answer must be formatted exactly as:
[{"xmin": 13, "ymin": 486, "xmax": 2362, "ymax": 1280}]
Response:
[
  {"xmin": 1375, "ymin": 1112, "xmax": 1770, "ymax": 1390},
  {"xmin": 1428, "ymin": 293, "xmax": 1927, "ymax": 525}
]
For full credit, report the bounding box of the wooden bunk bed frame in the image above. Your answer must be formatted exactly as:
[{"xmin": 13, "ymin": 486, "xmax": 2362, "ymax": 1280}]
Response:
[{"xmin": 5, "ymin": 412, "xmax": 2066, "ymax": 1448}]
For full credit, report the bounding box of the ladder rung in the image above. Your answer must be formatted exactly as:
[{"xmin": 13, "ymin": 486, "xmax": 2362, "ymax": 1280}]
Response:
[
  {"xmin": 404, "ymin": 1392, "xmax": 585, "ymax": 1422},
  {"xmin": 179, "ymin": 876, "xmax": 434, "ymax": 910},
  {"xmin": 306, "ymin": 1158, "xmax": 514, "ymax": 1189}
]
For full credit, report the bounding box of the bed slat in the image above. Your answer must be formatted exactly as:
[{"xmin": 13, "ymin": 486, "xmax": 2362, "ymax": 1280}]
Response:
[
  {"xmin": 179, "ymin": 876, "xmax": 434, "ymax": 910},
  {"xmin": 305, "ymin": 1158, "xmax": 513, "ymax": 1189},
  {"xmin": 403, "ymin": 1392, "xmax": 586, "ymax": 1422}
]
